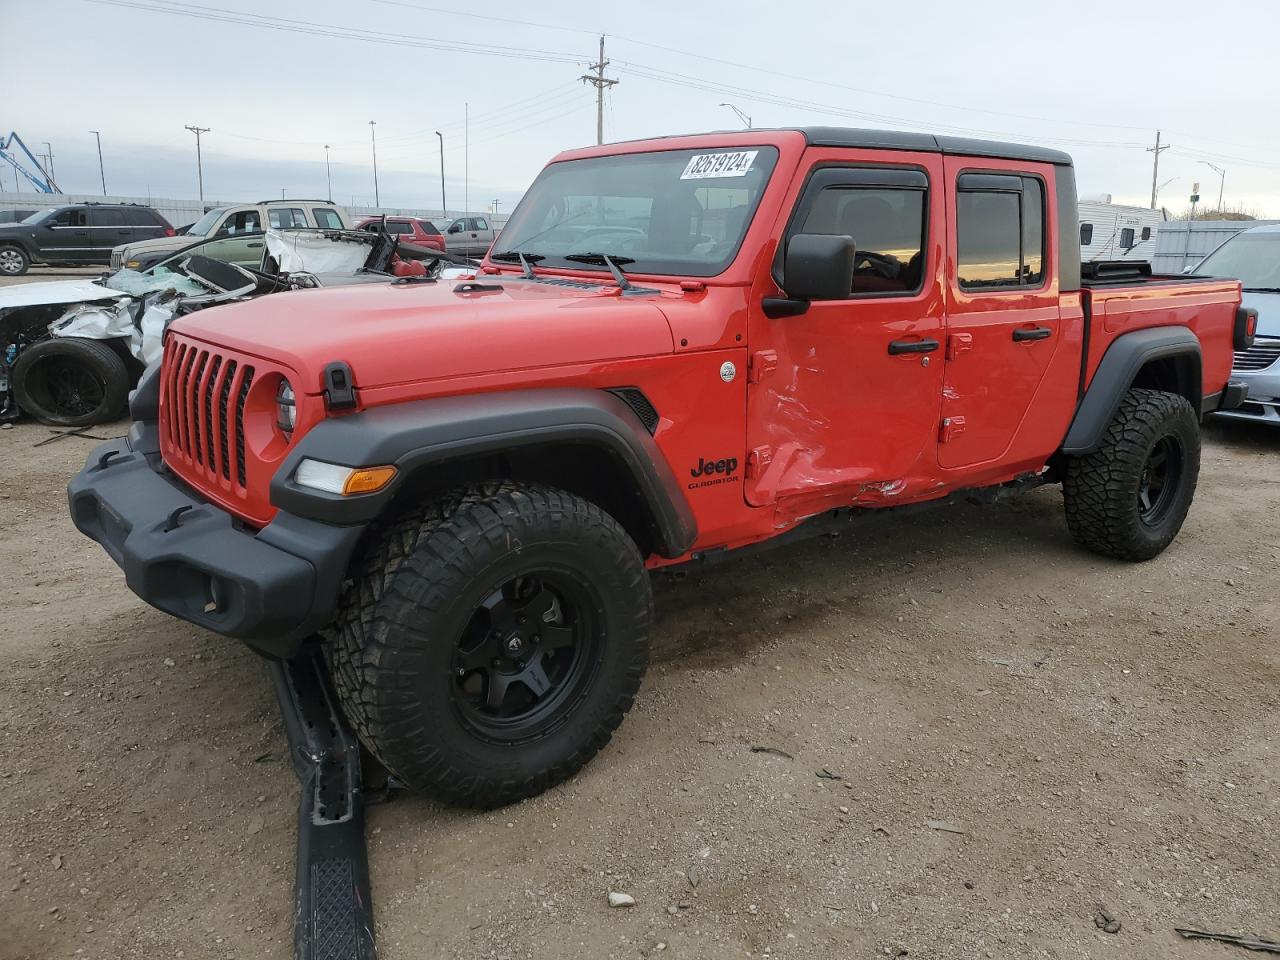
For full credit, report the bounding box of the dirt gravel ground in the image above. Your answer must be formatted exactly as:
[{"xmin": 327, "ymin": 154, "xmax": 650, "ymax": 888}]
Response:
[{"xmin": 1, "ymin": 365, "xmax": 1278, "ymax": 959}]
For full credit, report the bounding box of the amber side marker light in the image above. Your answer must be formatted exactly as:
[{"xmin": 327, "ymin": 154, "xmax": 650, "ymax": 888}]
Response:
[{"xmin": 294, "ymin": 459, "xmax": 397, "ymax": 496}]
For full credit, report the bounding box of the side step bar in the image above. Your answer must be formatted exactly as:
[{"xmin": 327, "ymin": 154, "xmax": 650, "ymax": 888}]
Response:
[{"xmin": 270, "ymin": 649, "xmax": 377, "ymax": 960}]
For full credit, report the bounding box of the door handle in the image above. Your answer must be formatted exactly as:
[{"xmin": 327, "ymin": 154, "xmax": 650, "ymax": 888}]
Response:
[
  {"xmin": 887, "ymin": 337, "xmax": 940, "ymax": 355},
  {"xmin": 247, "ymin": 242, "xmax": 263, "ymax": 248},
  {"xmin": 1013, "ymin": 326, "xmax": 1052, "ymax": 342}
]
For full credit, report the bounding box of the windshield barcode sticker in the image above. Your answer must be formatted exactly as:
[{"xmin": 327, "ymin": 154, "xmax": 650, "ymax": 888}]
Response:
[{"xmin": 680, "ymin": 151, "xmax": 759, "ymax": 180}]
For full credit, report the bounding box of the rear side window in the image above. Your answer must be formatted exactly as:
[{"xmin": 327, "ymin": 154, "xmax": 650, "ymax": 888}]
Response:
[
  {"xmin": 92, "ymin": 209, "xmax": 125, "ymax": 227},
  {"xmin": 797, "ymin": 183, "xmax": 927, "ymax": 295},
  {"xmin": 417, "ymin": 220, "xmax": 441, "ymax": 236},
  {"xmin": 957, "ymin": 173, "xmax": 1044, "ymax": 289},
  {"xmin": 268, "ymin": 208, "xmax": 308, "ymax": 229},
  {"xmin": 122, "ymin": 208, "xmax": 162, "ymax": 226},
  {"xmin": 313, "ymin": 207, "xmax": 343, "ymax": 229},
  {"xmin": 386, "ymin": 221, "xmax": 413, "ymax": 235},
  {"xmin": 473, "ymin": 217, "xmax": 489, "ymax": 231}
]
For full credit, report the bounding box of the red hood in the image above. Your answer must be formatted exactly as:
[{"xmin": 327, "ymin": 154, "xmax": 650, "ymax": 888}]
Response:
[{"xmin": 170, "ymin": 276, "xmax": 676, "ymax": 393}]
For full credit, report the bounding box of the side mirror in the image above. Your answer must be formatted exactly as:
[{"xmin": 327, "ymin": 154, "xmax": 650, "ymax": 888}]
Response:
[
  {"xmin": 448, "ymin": 224, "xmax": 461, "ymax": 234},
  {"xmin": 783, "ymin": 233, "xmax": 856, "ymax": 301}
]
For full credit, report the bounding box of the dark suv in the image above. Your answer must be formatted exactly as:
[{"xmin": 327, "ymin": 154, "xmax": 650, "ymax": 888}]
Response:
[{"xmin": 0, "ymin": 203, "xmax": 174, "ymax": 276}]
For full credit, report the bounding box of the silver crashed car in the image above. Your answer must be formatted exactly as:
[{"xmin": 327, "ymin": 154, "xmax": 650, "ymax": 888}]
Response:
[{"xmin": 1191, "ymin": 224, "xmax": 1280, "ymax": 425}]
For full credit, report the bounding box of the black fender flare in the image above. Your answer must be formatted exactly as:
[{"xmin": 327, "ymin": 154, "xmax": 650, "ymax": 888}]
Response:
[
  {"xmin": 270, "ymin": 388, "xmax": 697, "ymax": 558},
  {"xmin": 1060, "ymin": 326, "xmax": 1202, "ymax": 455}
]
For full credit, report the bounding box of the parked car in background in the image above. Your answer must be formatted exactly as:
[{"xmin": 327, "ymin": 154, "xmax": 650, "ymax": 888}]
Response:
[
  {"xmin": 441, "ymin": 215, "xmax": 495, "ymax": 257},
  {"xmin": 1192, "ymin": 223, "xmax": 1280, "ymax": 425},
  {"xmin": 0, "ymin": 209, "xmax": 38, "ymax": 226},
  {"xmin": 354, "ymin": 215, "xmax": 446, "ymax": 251},
  {"xmin": 111, "ymin": 199, "xmax": 352, "ymax": 272},
  {"xmin": 0, "ymin": 202, "xmax": 174, "ymax": 276}
]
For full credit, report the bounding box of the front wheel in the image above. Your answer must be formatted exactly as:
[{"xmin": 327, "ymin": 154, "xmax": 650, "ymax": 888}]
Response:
[
  {"xmin": 1062, "ymin": 388, "xmax": 1200, "ymax": 561},
  {"xmin": 0, "ymin": 244, "xmax": 29, "ymax": 276},
  {"xmin": 324, "ymin": 482, "xmax": 652, "ymax": 808}
]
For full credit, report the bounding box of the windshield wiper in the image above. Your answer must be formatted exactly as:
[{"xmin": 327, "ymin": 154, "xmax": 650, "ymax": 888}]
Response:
[
  {"xmin": 563, "ymin": 252, "xmax": 636, "ymax": 290},
  {"xmin": 489, "ymin": 250, "xmax": 545, "ymax": 278}
]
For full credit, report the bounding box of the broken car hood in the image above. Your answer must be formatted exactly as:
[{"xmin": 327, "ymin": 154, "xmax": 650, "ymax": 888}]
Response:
[
  {"xmin": 0, "ymin": 278, "xmax": 125, "ymax": 310},
  {"xmin": 170, "ymin": 276, "xmax": 676, "ymax": 390}
]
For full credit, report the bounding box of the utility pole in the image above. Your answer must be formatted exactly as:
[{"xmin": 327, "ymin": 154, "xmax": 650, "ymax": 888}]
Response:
[
  {"xmin": 580, "ymin": 35, "xmax": 618, "ymax": 146},
  {"xmin": 435, "ymin": 131, "xmax": 446, "ymax": 216},
  {"xmin": 184, "ymin": 125, "xmax": 210, "ymax": 201},
  {"xmin": 89, "ymin": 131, "xmax": 106, "ymax": 195},
  {"xmin": 464, "ymin": 102, "xmax": 469, "ymax": 217},
  {"xmin": 1199, "ymin": 160, "xmax": 1226, "ymax": 212},
  {"xmin": 1146, "ymin": 130, "xmax": 1170, "ymax": 210},
  {"xmin": 492, "ymin": 198, "xmax": 500, "ymax": 223},
  {"xmin": 41, "ymin": 142, "xmax": 55, "ymax": 185},
  {"xmin": 369, "ymin": 121, "xmax": 380, "ymax": 207},
  {"xmin": 324, "ymin": 144, "xmax": 332, "ymax": 201}
]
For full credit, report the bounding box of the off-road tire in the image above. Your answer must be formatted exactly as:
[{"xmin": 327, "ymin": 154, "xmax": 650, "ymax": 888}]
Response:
[
  {"xmin": 1062, "ymin": 388, "xmax": 1200, "ymax": 561},
  {"xmin": 12, "ymin": 337, "xmax": 130, "ymax": 427},
  {"xmin": 0, "ymin": 244, "xmax": 29, "ymax": 276},
  {"xmin": 324, "ymin": 481, "xmax": 652, "ymax": 808}
]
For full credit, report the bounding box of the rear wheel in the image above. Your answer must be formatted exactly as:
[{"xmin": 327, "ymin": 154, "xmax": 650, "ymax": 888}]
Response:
[
  {"xmin": 12, "ymin": 337, "xmax": 131, "ymax": 427},
  {"xmin": 324, "ymin": 481, "xmax": 652, "ymax": 808},
  {"xmin": 0, "ymin": 244, "xmax": 29, "ymax": 276},
  {"xmin": 1062, "ymin": 388, "xmax": 1200, "ymax": 561}
]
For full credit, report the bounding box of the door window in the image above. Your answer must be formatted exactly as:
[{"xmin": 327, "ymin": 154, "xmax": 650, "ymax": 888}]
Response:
[
  {"xmin": 792, "ymin": 174, "xmax": 927, "ymax": 295},
  {"xmin": 51, "ymin": 208, "xmax": 88, "ymax": 227},
  {"xmin": 313, "ymin": 207, "xmax": 343, "ymax": 229},
  {"xmin": 92, "ymin": 209, "xmax": 126, "ymax": 227},
  {"xmin": 473, "ymin": 217, "xmax": 489, "ymax": 231},
  {"xmin": 218, "ymin": 210, "xmax": 262, "ymax": 235},
  {"xmin": 267, "ymin": 208, "xmax": 309, "ymax": 229},
  {"xmin": 956, "ymin": 174, "xmax": 1044, "ymax": 288}
]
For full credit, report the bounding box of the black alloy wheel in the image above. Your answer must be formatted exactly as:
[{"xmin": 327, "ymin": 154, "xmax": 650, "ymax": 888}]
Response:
[{"xmin": 1137, "ymin": 434, "xmax": 1183, "ymax": 526}]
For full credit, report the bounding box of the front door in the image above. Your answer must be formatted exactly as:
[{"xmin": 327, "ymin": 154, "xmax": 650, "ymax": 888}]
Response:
[
  {"xmin": 39, "ymin": 207, "xmax": 92, "ymax": 263},
  {"xmin": 745, "ymin": 151, "xmax": 946, "ymax": 509},
  {"xmin": 937, "ymin": 159, "xmax": 1062, "ymax": 469}
]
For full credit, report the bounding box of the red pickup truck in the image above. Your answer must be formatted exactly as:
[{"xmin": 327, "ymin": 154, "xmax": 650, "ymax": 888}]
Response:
[{"xmin": 69, "ymin": 128, "xmax": 1253, "ymax": 808}]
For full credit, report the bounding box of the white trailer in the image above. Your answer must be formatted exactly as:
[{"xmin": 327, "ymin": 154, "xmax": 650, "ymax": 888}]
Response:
[{"xmin": 1078, "ymin": 200, "xmax": 1167, "ymax": 262}]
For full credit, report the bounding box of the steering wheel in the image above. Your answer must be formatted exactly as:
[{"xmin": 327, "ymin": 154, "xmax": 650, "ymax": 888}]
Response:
[{"xmin": 853, "ymin": 251, "xmax": 901, "ymax": 280}]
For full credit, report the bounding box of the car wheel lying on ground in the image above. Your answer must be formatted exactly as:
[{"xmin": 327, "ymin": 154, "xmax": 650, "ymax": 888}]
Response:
[
  {"xmin": 11, "ymin": 337, "xmax": 131, "ymax": 427},
  {"xmin": 67, "ymin": 127, "xmax": 1251, "ymax": 809}
]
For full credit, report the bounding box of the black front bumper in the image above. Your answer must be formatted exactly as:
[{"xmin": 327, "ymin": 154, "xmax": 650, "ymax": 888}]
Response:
[{"xmin": 67, "ymin": 427, "xmax": 366, "ymax": 657}]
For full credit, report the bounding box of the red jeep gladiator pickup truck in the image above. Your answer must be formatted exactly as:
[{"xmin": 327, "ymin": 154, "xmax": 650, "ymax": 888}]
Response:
[{"xmin": 69, "ymin": 128, "xmax": 1254, "ymax": 808}]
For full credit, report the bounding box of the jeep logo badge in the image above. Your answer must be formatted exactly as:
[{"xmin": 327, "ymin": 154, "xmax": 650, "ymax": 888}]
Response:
[{"xmin": 719, "ymin": 361, "xmax": 736, "ymax": 383}]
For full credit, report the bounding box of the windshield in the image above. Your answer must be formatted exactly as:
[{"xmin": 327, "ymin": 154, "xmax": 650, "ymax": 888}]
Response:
[
  {"xmin": 187, "ymin": 207, "xmax": 230, "ymax": 238},
  {"xmin": 22, "ymin": 208, "xmax": 56, "ymax": 225},
  {"xmin": 492, "ymin": 146, "xmax": 779, "ymax": 277},
  {"xmin": 1192, "ymin": 231, "xmax": 1280, "ymax": 289}
]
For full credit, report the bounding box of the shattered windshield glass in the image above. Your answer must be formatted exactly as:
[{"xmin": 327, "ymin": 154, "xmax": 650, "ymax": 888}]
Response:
[{"xmin": 491, "ymin": 146, "xmax": 778, "ymax": 278}]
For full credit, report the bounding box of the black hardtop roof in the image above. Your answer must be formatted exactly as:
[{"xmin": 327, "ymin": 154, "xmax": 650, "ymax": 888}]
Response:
[
  {"xmin": 600, "ymin": 127, "xmax": 1073, "ymax": 167},
  {"xmin": 795, "ymin": 127, "xmax": 1072, "ymax": 166}
]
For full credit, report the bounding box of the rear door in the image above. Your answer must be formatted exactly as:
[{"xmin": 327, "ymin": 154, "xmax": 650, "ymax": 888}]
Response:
[
  {"xmin": 745, "ymin": 150, "xmax": 946, "ymax": 507},
  {"xmin": 937, "ymin": 159, "xmax": 1062, "ymax": 469},
  {"xmin": 89, "ymin": 208, "xmax": 130, "ymax": 260}
]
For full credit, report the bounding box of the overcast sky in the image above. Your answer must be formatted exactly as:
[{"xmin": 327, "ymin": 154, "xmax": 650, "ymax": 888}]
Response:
[{"xmin": 3, "ymin": 0, "xmax": 1278, "ymax": 218}]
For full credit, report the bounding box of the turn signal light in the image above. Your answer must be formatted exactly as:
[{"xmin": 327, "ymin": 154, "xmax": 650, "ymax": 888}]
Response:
[{"xmin": 342, "ymin": 466, "xmax": 398, "ymax": 496}]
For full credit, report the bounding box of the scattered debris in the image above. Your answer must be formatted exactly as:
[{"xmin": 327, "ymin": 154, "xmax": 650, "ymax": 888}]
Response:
[
  {"xmin": 750, "ymin": 745, "xmax": 794, "ymax": 760},
  {"xmin": 32, "ymin": 428, "xmax": 114, "ymax": 447},
  {"xmin": 1175, "ymin": 928, "xmax": 1280, "ymax": 953},
  {"xmin": 816, "ymin": 768, "xmax": 844, "ymax": 780},
  {"xmin": 686, "ymin": 865, "xmax": 702, "ymax": 889},
  {"xmin": 1094, "ymin": 906, "xmax": 1121, "ymax": 934},
  {"xmin": 925, "ymin": 820, "xmax": 966, "ymax": 835},
  {"xmin": 51, "ymin": 854, "xmax": 62, "ymax": 870},
  {"xmin": 607, "ymin": 891, "xmax": 635, "ymax": 909}
]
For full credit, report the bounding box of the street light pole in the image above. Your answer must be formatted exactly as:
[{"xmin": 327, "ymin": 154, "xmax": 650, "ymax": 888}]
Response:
[
  {"xmin": 435, "ymin": 131, "xmax": 446, "ymax": 216},
  {"xmin": 184, "ymin": 125, "xmax": 210, "ymax": 201},
  {"xmin": 718, "ymin": 102, "xmax": 752, "ymax": 128},
  {"xmin": 89, "ymin": 131, "xmax": 106, "ymax": 195},
  {"xmin": 323, "ymin": 144, "xmax": 332, "ymax": 201},
  {"xmin": 1199, "ymin": 161, "xmax": 1226, "ymax": 212},
  {"xmin": 368, "ymin": 121, "xmax": 379, "ymax": 207}
]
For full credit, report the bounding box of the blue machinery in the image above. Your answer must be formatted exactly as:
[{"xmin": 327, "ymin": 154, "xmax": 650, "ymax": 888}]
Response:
[{"xmin": 0, "ymin": 132, "xmax": 61, "ymax": 193}]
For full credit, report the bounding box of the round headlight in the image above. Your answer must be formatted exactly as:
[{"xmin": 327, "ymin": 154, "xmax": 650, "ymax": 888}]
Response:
[{"xmin": 276, "ymin": 379, "xmax": 296, "ymax": 437}]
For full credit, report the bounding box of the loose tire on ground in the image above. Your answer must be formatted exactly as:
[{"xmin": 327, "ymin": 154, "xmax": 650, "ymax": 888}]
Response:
[
  {"xmin": 1062, "ymin": 387, "xmax": 1200, "ymax": 561},
  {"xmin": 12, "ymin": 337, "xmax": 131, "ymax": 427},
  {"xmin": 0, "ymin": 244, "xmax": 29, "ymax": 276},
  {"xmin": 324, "ymin": 481, "xmax": 653, "ymax": 808}
]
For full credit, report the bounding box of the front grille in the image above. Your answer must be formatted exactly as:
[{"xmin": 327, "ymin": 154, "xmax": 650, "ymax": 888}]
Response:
[
  {"xmin": 161, "ymin": 339, "xmax": 255, "ymax": 489},
  {"xmin": 1234, "ymin": 338, "xmax": 1280, "ymax": 372}
]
